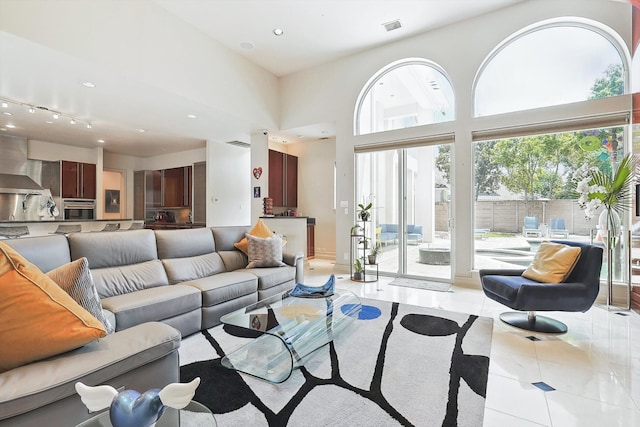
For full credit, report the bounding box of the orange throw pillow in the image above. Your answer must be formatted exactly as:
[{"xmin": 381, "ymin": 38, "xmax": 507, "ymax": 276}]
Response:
[
  {"xmin": 0, "ymin": 242, "xmax": 106, "ymax": 372},
  {"xmin": 234, "ymin": 219, "xmax": 274, "ymax": 255}
]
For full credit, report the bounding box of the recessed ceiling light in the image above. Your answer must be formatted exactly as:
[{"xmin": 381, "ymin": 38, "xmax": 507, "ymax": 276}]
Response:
[
  {"xmin": 45, "ymin": 121, "xmax": 54, "ymax": 124},
  {"xmin": 3, "ymin": 112, "xmax": 12, "ymax": 116},
  {"xmin": 187, "ymin": 114, "xmax": 197, "ymax": 119},
  {"xmin": 52, "ymin": 113, "xmax": 59, "ymax": 119},
  {"xmin": 138, "ymin": 128, "xmax": 146, "ymax": 133},
  {"xmin": 6, "ymin": 124, "xmax": 16, "ymax": 128},
  {"xmin": 81, "ymin": 81, "xmax": 96, "ymax": 88},
  {"xmin": 273, "ymin": 28, "xmax": 284, "ymax": 36},
  {"xmin": 382, "ymin": 20, "xmax": 402, "ymax": 32},
  {"xmin": 70, "ymin": 119, "xmax": 76, "ymax": 125},
  {"xmin": 97, "ymin": 139, "xmax": 105, "ymax": 143},
  {"xmin": 240, "ymin": 41, "xmax": 255, "ymax": 50},
  {"xmin": 28, "ymin": 107, "xmax": 35, "ymax": 113},
  {"xmin": 1, "ymin": 102, "xmax": 8, "ymax": 108},
  {"xmin": 86, "ymin": 123, "xmax": 92, "ymax": 129}
]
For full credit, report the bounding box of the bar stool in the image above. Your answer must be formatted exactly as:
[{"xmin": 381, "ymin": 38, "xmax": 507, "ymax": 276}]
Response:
[
  {"xmin": 101, "ymin": 223, "xmax": 120, "ymax": 232},
  {"xmin": 54, "ymin": 224, "xmax": 82, "ymax": 234},
  {"xmin": 0, "ymin": 226, "xmax": 30, "ymax": 239}
]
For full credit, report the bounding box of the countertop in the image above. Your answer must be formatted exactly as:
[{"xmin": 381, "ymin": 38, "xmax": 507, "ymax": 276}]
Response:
[
  {"xmin": 0, "ymin": 218, "xmax": 137, "ymax": 224},
  {"xmin": 261, "ymin": 216, "xmax": 315, "ymax": 225}
]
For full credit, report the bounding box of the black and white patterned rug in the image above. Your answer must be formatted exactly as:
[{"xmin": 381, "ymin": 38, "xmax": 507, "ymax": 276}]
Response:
[{"xmin": 179, "ymin": 298, "xmax": 492, "ymax": 427}]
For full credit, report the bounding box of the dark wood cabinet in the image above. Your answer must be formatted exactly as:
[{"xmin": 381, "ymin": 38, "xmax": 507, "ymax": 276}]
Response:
[
  {"xmin": 61, "ymin": 161, "xmax": 96, "ymax": 199},
  {"xmin": 307, "ymin": 224, "xmax": 315, "ymax": 259},
  {"xmin": 138, "ymin": 167, "xmax": 192, "ymax": 209},
  {"xmin": 268, "ymin": 150, "xmax": 297, "ymax": 207},
  {"xmin": 163, "ymin": 166, "xmax": 191, "ymax": 207},
  {"xmin": 193, "ymin": 162, "xmax": 206, "ymax": 223}
]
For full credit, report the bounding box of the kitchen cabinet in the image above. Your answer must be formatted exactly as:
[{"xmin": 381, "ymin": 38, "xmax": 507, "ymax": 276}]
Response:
[
  {"xmin": 268, "ymin": 150, "xmax": 297, "ymax": 207},
  {"xmin": 307, "ymin": 223, "xmax": 315, "ymax": 259},
  {"xmin": 61, "ymin": 161, "xmax": 96, "ymax": 199},
  {"xmin": 136, "ymin": 167, "xmax": 192, "ymax": 210},
  {"xmin": 163, "ymin": 166, "xmax": 191, "ymax": 208},
  {"xmin": 193, "ymin": 162, "xmax": 206, "ymax": 223}
]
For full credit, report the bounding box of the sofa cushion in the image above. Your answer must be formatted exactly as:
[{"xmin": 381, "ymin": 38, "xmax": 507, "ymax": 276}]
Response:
[
  {"xmin": 240, "ymin": 265, "xmax": 296, "ymax": 291},
  {"xmin": 182, "ymin": 271, "xmax": 258, "ymax": 306},
  {"xmin": 68, "ymin": 229, "xmax": 158, "ymax": 268},
  {"xmin": 4, "ymin": 234, "xmax": 71, "ymax": 273},
  {"xmin": 155, "ymin": 228, "xmax": 216, "ymax": 259},
  {"xmin": 100, "ymin": 285, "xmax": 201, "ymax": 331},
  {"xmin": 162, "ymin": 252, "xmax": 226, "ymax": 284},
  {"xmin": 0, "ymin": 242, "xmax": 106, "ymax": 373},
  {"xmin": 212, "ymin": 226, "xmax": 251, "ymax": 251},
  {"xmin": 246, "ymin": 234, "xmax": 286, "ymax": 268},
  {"xmin": 234, "ymin": 220, "xmax": 273, "ymax": 254},
  {"xmin": 218, "ymin": 250, "xmax": 249, "ymax": 271},
  {"xmin": 92, "ymin": 260, "xmax": 169, "ymax": 298},
  {"xmin": 47, "ymin": 257, "xmax": 114, "ymax": 334}
]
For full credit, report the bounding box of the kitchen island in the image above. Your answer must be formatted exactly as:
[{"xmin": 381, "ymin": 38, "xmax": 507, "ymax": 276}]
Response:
[
  {"xmin": 261, "ymin": 216, "xmax": 315, "ymax": 259},
  {"xmin": 0, "ymin": 219, "xmax": 144, "ymax": 238}
]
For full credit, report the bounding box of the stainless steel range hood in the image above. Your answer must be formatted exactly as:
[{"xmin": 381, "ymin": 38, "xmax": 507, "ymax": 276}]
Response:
[
  {"xmin": 0, "ymin": 135, "xmax": 44, "ymax": 194},
  {"xmin": 0, "ymin": 173, "xmax": 44, "ymax": 193}
]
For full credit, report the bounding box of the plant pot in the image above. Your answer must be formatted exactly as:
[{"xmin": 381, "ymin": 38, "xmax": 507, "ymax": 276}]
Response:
[
  {"xmin": 353, "ymin": 272, "xmax": 363, "ymax": 280},
  {"xmin": 368, "ymin": 255, "xmax": 377, "ymax": 265}
]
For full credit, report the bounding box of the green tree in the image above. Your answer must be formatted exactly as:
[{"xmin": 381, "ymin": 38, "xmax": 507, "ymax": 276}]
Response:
[
  {"xmin": 435, "ymin": 145, "xmax": 450, "ymax": 184},
  {"xmin": 589, "ymin": 64, "xmax": 624, "ymax": 99},
  {"xmin": 473, "ymin": 141, "xmax": 501, "ymax": 200}
]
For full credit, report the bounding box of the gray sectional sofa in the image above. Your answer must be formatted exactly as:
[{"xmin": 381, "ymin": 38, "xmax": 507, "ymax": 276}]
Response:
[{"xmin": 0, "ymin": 226, "xmax": 304, "ymax": 427}]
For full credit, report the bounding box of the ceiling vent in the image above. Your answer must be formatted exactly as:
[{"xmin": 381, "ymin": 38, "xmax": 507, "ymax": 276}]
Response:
[
  {"xmin": 383, "ymin": 20, "xmax": 402, "ymax": 32},
  {"xmin": 225, "ymin": 140, "xmax": 250, "ymax": 148}
]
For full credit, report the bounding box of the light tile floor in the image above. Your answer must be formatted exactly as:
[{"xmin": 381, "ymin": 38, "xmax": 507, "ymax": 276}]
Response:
[{"xmin": 303, "ymin": 258, "xmax": 640, "ymax": 427}]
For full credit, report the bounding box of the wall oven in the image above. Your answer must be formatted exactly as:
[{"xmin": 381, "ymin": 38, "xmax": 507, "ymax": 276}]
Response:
[{"xmin": 62, "ymin": 199, "xmax": 96, "ymax": 220}]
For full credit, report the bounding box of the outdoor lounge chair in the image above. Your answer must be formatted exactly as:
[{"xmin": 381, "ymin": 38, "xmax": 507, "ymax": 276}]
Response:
[
  {"xmin": 549, "ymin": 217, "xmax": 569, "ymax": 238},
  {"xmin": 522, "ymin": 216, "xmax": 542, "ymax": 237}
]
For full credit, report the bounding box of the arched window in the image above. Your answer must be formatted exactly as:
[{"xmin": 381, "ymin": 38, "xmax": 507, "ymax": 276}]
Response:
[
  {"xmin": 474, "ymin": 21, "xmax": 627, "ymax": 117},
  {"xmin": 355, "ymin": 59, "xmax": 455, "ymax": 136}
]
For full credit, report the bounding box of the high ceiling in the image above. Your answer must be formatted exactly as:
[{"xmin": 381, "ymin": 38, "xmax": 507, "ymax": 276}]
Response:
[{"xmin": 0, "ymin": 0, "xmax": 524, "ymax": 157}]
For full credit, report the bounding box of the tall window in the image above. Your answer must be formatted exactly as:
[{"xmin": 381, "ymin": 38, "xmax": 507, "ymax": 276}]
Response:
[
  {"xmin": 355, "ymin": 59, "xmax": 455, "ymax": 135},
  {"xmin": 475, "ymin": 23, "xmax": 626, "ymax": 116}
]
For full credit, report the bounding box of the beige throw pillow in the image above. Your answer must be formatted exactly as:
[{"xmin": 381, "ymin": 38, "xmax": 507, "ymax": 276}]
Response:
[
  {"xmin": 246, "ymin": 234, "xmax": 286, "ymax": 268},
  {"xmin": 522, "ymin": 241, "xmax": 581, "ymax": 283}
]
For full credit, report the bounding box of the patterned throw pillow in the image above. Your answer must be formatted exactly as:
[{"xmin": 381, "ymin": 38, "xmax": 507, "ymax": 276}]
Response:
[
  {"xmin": 246, "ymin": 233, "xmax": 286, "ymax": 268},
  {"xmin": 47, "ymin": 257, "xmax": 114, "ymax": 334}
]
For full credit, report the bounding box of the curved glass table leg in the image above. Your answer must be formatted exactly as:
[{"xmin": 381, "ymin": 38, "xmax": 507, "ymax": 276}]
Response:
[{"xmin": 221, "ymin": 290, "xmax": 361, "ymax": 383}]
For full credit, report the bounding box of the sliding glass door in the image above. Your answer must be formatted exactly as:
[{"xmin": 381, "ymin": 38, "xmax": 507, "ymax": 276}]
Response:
[{"xmin": 355, "ymin": 143, "xmax": 452, "ymax": 282}]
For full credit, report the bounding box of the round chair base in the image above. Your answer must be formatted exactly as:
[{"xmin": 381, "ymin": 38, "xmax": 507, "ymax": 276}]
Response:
[{"xmin": 499, "ymin": 312, "xmax": 568, "ymax": 334}]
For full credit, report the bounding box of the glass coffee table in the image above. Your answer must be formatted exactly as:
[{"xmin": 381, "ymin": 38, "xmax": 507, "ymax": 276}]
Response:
[
  {"xmin": 75, "ymin": 400, "xmax": 216, "ymax": 426},
  {"xmin": 220, "ymin": 289, "xmax": 361, "ymax": 383}
]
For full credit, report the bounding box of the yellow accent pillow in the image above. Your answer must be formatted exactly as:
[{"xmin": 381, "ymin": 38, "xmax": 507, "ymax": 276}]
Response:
[
  {"xmin": 0, "ymin": 242, "xmax": 106, "ymax": 373},
  {"xmin": 234, "ymin": 219, "xmax": 274, "ymax": 255},
  {"xmin": 522, "ymin": 241, "xmax": 581, "ymax": 283}
]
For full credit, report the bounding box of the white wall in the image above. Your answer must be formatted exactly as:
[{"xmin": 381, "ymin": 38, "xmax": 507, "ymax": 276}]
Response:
[
  {"xmin": 287, "ymin": 138, "xmax": 337, "ymax": 259},
  {"xmin": 206, "ymin": 140, "xmax": 251, "ymax": 226},
  {"xmin": 278, "ymin": 0, "xmax": 632, "ymax": 284}
]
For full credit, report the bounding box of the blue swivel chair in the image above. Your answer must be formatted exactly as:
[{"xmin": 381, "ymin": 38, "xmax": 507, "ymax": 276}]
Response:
[{"xmin": 479, "ymin": 240, "xmax": 603, "ymax": 334}]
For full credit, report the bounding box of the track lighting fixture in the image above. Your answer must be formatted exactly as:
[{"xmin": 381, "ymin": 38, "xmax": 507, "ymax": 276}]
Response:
[{"xmin": 0, "ymin": 96, "xmax": 93, "ymax": 130}]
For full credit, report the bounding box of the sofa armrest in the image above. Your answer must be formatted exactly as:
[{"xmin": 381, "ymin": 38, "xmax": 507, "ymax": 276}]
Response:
[
  {"xmin": 0, "ymin": 322, "xmax": 180, "ymax": 425},
  {"xmin": 478, "ymin": 268, "xmax": 526, "ymax": 279},
  {"xmin": 283, "ymin": 251, "xmax": 304, "ymax": 283}
]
